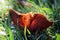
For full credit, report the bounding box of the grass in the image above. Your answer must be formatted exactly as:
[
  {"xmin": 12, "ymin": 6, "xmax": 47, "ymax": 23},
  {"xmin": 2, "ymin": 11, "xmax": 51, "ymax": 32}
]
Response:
[
  {"xmin": 56, "ymin": 33, "xmax": 60, "ymax": 40},
  {"xmin": 0, "ymin": 0, "xmax": 60, "ymax": 40}
]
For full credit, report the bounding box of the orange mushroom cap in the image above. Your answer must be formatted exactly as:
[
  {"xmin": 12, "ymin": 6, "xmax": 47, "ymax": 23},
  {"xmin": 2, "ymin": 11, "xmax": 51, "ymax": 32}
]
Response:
[{"xmin": 10, "ymin": 9, "xmax": 53, "ymax": 32}]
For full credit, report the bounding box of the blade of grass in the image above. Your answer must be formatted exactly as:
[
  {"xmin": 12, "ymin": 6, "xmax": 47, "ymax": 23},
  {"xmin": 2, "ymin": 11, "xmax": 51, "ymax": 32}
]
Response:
[
  {"xmin": 14, "ymin": 26, "xmax": 22, "ymax": 40},
  {"xmin": 24, "ymin": 26, "xmax": 28, "ymax": 40},
  {"xmin": 27, "ymin": 29, "xmax": 31, "ymax": 35}
]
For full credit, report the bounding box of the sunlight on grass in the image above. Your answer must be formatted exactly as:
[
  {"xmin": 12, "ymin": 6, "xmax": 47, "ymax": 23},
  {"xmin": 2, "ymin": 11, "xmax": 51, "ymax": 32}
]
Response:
[{"xmin": 56, "ymin": 33, "xmax": 60, "ymax": 40}]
